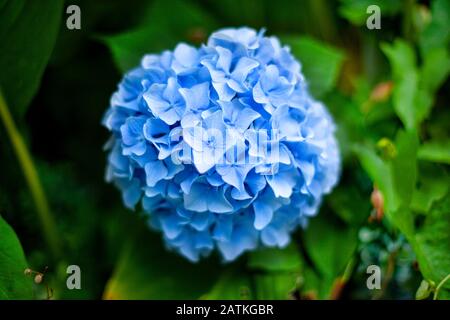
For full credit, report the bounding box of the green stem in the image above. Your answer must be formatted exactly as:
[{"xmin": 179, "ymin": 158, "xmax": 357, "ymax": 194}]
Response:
[
  {"xmin": 0, "ymin": 92, "xmax": 61, "ymax": 259},
  {"xmin": 433, "ymin": 274, "xmax": 450, "ymax": 300},
  {"xmin": 402, "ymin": 0, "xmax": 416, "ymax": 43},
  {"xmin": 307, "ymin": 0, "xmax": 337, "ymax": 43},
  {"xmin": 342, "ymin": 256, "xmax": 356, "ymax": 283},
  {"xmin": 329, "ymin": 256, "xmax": 356, "ymax": 299}
]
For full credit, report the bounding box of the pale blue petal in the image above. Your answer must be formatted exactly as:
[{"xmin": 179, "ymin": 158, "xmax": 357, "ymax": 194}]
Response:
[
  {"xmin": 179, "ymin": 82, "xmax": 210, "ymax": 110},
  {"xmin": 207, "ymin": 188, "xmax": 233, "ymax": 213},
  {"xmin": 145, "ymin": 161, "xmax": 168, "ymax": 187},
  {"xmin": 212, "ymin": 81, "xmax": 235, "ymax": 101},
  {"xmin": 266, "ymin": 169, "xmax": 297, "ymax": 198},
  {"xmin": 253, "ymin": 199, "xmax": 274, "ymax": 230},
  {"xmin": 183, "ymin": 182, "xmax": 208, "ymax": 212},
  {"xmin": 173, "ymin": 43, "xmax": 199, "ymax": 69},
  {"xmin": 122, "ymin": 178, "xmax": 142, "ymax": 209}
]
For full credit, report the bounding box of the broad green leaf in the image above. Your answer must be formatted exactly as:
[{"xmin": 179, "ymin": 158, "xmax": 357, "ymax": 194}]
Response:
[
  {"xmin": 413, "ymin": 89, "xmax": 434, "ymax": 128},
  {"xmin": 381, "ymin": 40, "xmax": 416, "ymax": 79},
  {"xmin": 394, "ymin": 70, "xmax": 419, "ymax": 130},
  {"xmin": 302, "ymin": 215, "xmax": 357, "ymax": 300},
  {"xmin": 353, "ymin": 130, "xmax": 419, "ymax": 238},
  {"xmin": 0, "ymin": 215, "xmax": 33, "ymax": 299},
  {"xmin": 201, "ymin": 266, "xmax": 253, "ymax": 300},
  {"xmin": 252, "ymin": 273, "xmax": 298, "ymax": 300},
  {"xmin": 247, "ymin": 245, "xmax": 302, "ymax": 299},
  {"xmin": 103, "ymin": 226, "xmax": 219, "ymax": 300},
  {"xmin": 362, "ymin": 143, "xmax": 450, "ymax": 297},
  {"xmin": 247, "ymin": 244, "xmax": 302, "ymax": 272},
  {"xmin": 381, "ymin": 40, "xmax": 418, "ymax": 129},
  {"xmin": 299, "ymin": 266, "xmax": 343, "ymax": 300},
  {"xmin": 303, "ymin": 215, "xmax": 358, "ymax": 279},
  {"xmin": 205, "ymin": 245, "xmax": 303, "ymax": 300},
  {"xmin": 324, "ymin": 92, "xmax": 366, "ymax": 159},
  {"xmin": 418, "ymin": 140, "xmax": 450, "ymax": 165},
  {"xmin": 411, "ymin": 163, "xmax": 448, "ymax": 213},
  {"xmin": 203, "ymin": 0, "xmax": 265, "ymax": 27},
  {"xmin": 419, "ymin": 0, "xmax": 450, "ymax": 55},
  {"xmin": 420, "ymin": 48, "xmax": 450, "ymax": 93},
  {"xmin": 103, "ymin": 0, "xmax": 218, "ymax": 72},
  {"xmin": 391, "ymin": 130, "xmax": 419, "ymax": 207},
  {"xmin": 352, "ymin": 144, "xmax": 399, "ymax": 212},
  {"xmin": 285, "ymin": 36, "xmax": 345, "ymax": 97},
  {"xmin": 382, "ymin": 39, "xmax": 449, "ymax": 129},
  {"xmin": 412, "ymin": 196, "xmax": 450, "ymax": 297},
  {"xmin": 0, "ymin": 0, "xmax": 63, "ymax": 117},
  {"xmin": 339, "ymin": 0, "xmax": 402, "ymax": 25},
  {"xmin": 327, "ymin": 184, "xmax": 371, "ymax": 226},
  {"xmin": 389, "ymin": 206, "xmax": 415, "ymax": 240}
]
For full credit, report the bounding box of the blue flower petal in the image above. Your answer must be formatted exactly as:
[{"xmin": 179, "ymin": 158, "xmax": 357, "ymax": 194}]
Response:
[
  {"xmin": 179, "ymin": 82, "xmax": 210, "ymax": 111},
  {"xmin": 145, "ymin": 161, "xmax": 168, "ymax": 187}
]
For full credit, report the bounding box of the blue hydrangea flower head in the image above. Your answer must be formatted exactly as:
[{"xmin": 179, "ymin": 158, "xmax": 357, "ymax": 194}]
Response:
[{"xmin": 103, "ymin": 27, "xmax": 340, "ymax": 262}]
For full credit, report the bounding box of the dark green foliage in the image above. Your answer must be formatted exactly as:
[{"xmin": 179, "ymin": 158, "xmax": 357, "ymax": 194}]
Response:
[
  {"xmin": 0, "ymin": 0, "xmax": 448, "ymax": 300},
  {"xmin": 0, "ymin": 0, "xmax": 63, "ymax": 118},
  {"xmin": 0, "ymin": 216, "xmax": 33, "ymax": 299}
]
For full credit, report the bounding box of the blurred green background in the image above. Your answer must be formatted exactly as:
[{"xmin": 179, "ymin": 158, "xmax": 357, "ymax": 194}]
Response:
[{"xmin": 0, "ymin": 0, "xmax": 449, "ymax": 300}]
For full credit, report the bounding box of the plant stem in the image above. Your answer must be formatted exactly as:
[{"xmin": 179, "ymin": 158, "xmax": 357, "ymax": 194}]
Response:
[
  {"xmin": 307, "ymin": 0, "xmax": 337, "ymax": 43},
  {"xmin": 0, "ymin": 92, "xmax": 61, "ymax": 259},
  {"xmin": 329, "ymin": 257, "xmax": 356, "ymax": 299},
  {"xmin": 402, "ymin": 0, "xmax": 416, "ymax": 43},
  {"xmin": 433, "ymin": 274, "xmax": 450, "ymax": 300},
  {"xmin": 342, "ymin": 256, "xmax": 357, "ymax": 283}
]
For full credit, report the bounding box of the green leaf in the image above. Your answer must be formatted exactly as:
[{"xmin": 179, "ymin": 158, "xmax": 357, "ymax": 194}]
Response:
[
  {"xmin": 381, "ymin": 40, "xmax": 416, "ymax": 79},
  {"xmin": 415, "ymin": 280, "xmax": 432, "ymax": 300},
  {"xmin": 394, "ymin": 70, "xmax": 419, "ymax": 130},
  {"xmin": 0, "ymin": 215, "xmax": 33, "ymax": 299},
  {"xmin": 382, "ymin": 39, "xmax": 449, "ymax": 129},
  {"xmin": 303, "ymin": 215, "xmax": 358, "ymax": 279},
  {"xmin": 298, "ymin": 266, "xmax": 336, "ymax": 299},
  {"xmin": 327, "ymin": 183, "xmax": 371, "ymax": 226},
  {"xmin": 202, "ymin": 245, "xmax": 303, "ymax": 300},
  {"xmin": 381, "ymin": 40, "xmax": 418, "ymax": 129},
  {"xmin": 247, "ymin": 245, "xmax": 302, "ymax": 299},
  {"xmin": 352, "ymin": 144, "xmax": 399, "ymax": 212},
  {"xmin": 419, "ymin": 0, "xmax": 450, "ymax": 55},
  {"xmin": 418, "ymin": 140, "xmax": 450, "ymax": 165},
  {"xmin": 339, "ymin": 0, "xmax": 402, "ymax": 25},
  {"xmin": 391, "ymin": 129, "xmax": 419, "ymax": 207},
  {"xmin": 353, "ymin": 130, "xmax": 419, "ymax": 238},
  {"xmin": 203, "ymin": 0, "xmax": 265, "ymax": 27},
  {"xmin": 420, "ymin": 48, "xmax": 450, "ymax": 93},
  {"xmin": 252, "ymin": 273, "xmax": 298, "ymax": 300},
  {"xmin": 201, "ymin": 266, "xmax": 253, "ymax": 300},
  {"xmin": 413, "ymin": 89, "xmax": 434, "ymax": 128},
  {"xmin": 384, "ymin": 129, "xmax": 419, "ymax": 236},
  {"xmin": 284, "ymin": 36, "xmax": 345, "ymax": 97},
  {"xmin": 411, "ymin": 163, "xmax": 448, "ymax": 213},
  {"xmin": 324, "ymin": 92, "xmax": 366, "ymax": 159},
  {"xmin": 103, "ymin": 0, "xmax": 218, "ymax": 72},
  {"xmin": 412, "ymin": 196, "xmax": 450, "ymax": 296},
  {"xmin": 0, "ymin": 0, "xmax": 63, "ymax": 117},
  {"xmin": 103, "ymin": 225, "xmax": 219, "ymax": 300},
  {"xmin": 247, "ymin": 244, "xmax": 302, "ymax": 272}
]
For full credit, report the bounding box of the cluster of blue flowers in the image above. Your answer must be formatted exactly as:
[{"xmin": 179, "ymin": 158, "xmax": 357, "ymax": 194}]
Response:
[{"xmin": 103, "ymin": 27, "xmax": 340, "ymax": 262}]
